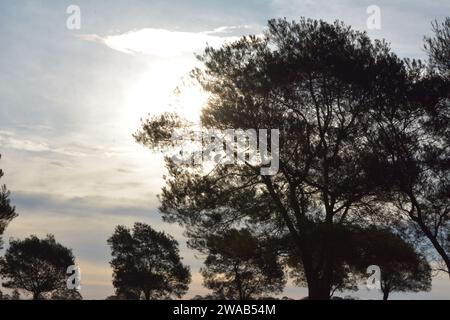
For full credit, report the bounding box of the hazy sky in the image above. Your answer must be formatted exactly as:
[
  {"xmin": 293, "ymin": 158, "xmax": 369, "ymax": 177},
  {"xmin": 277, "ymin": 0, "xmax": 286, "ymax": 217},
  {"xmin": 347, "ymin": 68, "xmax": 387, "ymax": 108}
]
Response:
[{"xmin": 0, "ymin": 0, "xmax": 449, "ymax": 299}]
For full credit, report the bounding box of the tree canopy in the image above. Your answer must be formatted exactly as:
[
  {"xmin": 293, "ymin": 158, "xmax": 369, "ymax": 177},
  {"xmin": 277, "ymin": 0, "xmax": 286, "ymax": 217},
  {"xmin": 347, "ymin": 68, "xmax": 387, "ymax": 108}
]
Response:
[
  {"xmin": 199, "ymin": 229, "xmax": 286, "ymax": 300},
  {"xmin": 358, "ymin": 227, "xmax": 432, "ymax": 300},
  {"xmin": 136, "ymin": 17, "xmax": 444, "ymax": 299},
  {"xmin": 107, "ymin": 222, "xmax": 191, "ymax": 300},
  {"xmin": 0, "ymin": 235, "xmax": 77, "ymax": 300}
]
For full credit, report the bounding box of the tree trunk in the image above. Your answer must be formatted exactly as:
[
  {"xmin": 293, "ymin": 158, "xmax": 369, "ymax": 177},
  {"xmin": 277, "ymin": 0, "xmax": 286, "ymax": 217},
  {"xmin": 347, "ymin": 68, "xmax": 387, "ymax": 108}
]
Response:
[
  {"xmin": 383, "ymin": 290, "xmax": 389, "ymax": 301},
  {"xmin": 305, "ymin": 264, "xmax": 332, "ymax": 300},
  {"xmin": 299, "ymin": 235, "xmax": 333, "ymax": 300},
  {"xmin": 308, "ymin": 282, "xmax": 331, "ymax": 300},
  {"xmin": 33, "ymin": 292, "xmax": 41, "ymax": 300}
]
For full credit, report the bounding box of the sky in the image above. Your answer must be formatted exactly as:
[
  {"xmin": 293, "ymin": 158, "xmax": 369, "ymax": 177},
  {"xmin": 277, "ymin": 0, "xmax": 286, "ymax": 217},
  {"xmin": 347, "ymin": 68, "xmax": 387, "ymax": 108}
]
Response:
[{"xmin": 0, "ymin": 0, "xmax": 449, "ymax": 300}]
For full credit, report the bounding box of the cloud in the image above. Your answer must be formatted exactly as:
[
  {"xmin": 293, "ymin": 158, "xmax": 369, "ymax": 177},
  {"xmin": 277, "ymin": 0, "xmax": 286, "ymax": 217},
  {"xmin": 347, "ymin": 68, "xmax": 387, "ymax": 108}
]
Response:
[
  {"xmin": 205, "ymin": 25, "xmax": 258, "ymax": 35},
  {"xmin": 9, "ymin": 191, "xmax": 160, "ymax": 218},
  {"xmin": 0, "ymin": 130, "xmax": 134, "ymax": 158},
  {"xmin": 0, "ymin": 130, "xmax": 51, "ymax": 153},
  {"xmin": 79, "ymin": 27, "xmax": 248, "ymax": 57}
]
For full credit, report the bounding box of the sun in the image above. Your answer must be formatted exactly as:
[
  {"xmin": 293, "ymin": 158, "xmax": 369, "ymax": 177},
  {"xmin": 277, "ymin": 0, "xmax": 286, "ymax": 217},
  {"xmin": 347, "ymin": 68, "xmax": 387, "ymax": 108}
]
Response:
[{"xmin": 123, "ymin": 59, "xmax": 208, "ymax": 133}]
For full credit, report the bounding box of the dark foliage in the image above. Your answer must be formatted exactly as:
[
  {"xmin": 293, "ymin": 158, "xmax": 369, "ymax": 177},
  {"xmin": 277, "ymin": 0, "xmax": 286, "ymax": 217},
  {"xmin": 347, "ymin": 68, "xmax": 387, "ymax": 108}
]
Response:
[
  {"xmin": 357, "ymin": 227, "xmax": 432, "ymax": 300},
  {"xmin": 107, "ymin": 222, "xmax": 191, "ymax": 300},
  {"xmin": 199, "ymin": 229, "xmax": 286, "ymax": 300},
  {"xmin": 0, "ymin": 235, "xmax": 77, "ymax": 300}
]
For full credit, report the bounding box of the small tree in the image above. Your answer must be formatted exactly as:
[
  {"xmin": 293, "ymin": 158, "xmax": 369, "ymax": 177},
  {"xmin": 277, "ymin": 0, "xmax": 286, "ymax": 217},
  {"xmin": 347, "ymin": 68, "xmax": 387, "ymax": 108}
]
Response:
[
  {"xmin": 0, "ymin": 155, "xmax": 17, "ymax": 249},
  {"xmin": 380, "ymin": 255, "xmax": 431, "ymax": 301},
  {"xmin": 358, "ymin": 228, "xmax": 432, "ymax": 300},
  {"xmin": 107, "ymin": 222, "xmax": 191, "ymax": 300},
  {"xmin": 0, "ymin": 235, "xmax": 76, "ymax": 300},
  {"xmin": 199, "ymin": 229, "xmax": 285, "ymax": 300}
]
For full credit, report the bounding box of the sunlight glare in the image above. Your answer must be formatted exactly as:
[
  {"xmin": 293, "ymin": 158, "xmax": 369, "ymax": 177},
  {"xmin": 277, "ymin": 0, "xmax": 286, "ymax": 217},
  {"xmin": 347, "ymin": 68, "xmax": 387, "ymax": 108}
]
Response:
[{"xmin": 124, "ymin": 59, "xmax": 208, "ymax": 133}]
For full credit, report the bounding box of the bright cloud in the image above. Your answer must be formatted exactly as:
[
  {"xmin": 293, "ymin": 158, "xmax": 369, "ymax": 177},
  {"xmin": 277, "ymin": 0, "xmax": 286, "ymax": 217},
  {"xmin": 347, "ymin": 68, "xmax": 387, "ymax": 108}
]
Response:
[{"xmin": 80, "ymin": 27, "xmax": 246, "ymax": 57}]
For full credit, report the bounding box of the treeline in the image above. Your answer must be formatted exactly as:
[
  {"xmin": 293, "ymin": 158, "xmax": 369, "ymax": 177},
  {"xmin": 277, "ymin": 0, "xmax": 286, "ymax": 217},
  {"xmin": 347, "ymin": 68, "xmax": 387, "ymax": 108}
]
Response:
[
  {"xmin": 105, "ymin": 223, "xmax": 432, "ymax": 300},
  {"xmin": 0, "ymin": 159, "xmax": 433, "ymax": 300},
  {"xmin": 0, "ymin": 219, "xmax": 433, "ymax": 300}
]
